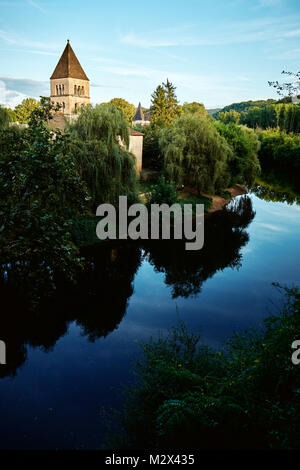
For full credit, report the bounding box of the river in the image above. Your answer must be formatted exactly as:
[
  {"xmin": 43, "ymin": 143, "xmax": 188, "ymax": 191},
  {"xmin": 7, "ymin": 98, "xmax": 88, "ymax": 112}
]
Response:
[{"xmin": 0, "ymin": 183, "xmax": 300, "ymax": 449}]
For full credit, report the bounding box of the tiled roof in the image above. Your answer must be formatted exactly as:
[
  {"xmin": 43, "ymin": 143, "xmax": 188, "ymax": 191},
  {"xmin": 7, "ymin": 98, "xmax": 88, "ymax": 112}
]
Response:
[
  {"xmin": 133, "ymin": 102, "xmax": 144, "ymax": 121},
  {"xmin": 50, "ymin": 40, "xmax": 89, "ymax": 81},
  {"xmin": 129, "ymin": 128, "xmax": 144, "ymax": 136}
]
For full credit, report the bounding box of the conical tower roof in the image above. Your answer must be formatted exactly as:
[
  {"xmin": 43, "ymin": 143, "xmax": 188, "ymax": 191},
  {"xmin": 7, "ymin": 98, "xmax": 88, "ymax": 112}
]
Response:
[
  {"xmin": 50, "ymin": 40, "xmax": 89, "ymax": 81},
  {"xmin": 133, "ymin": 102, "xmax": 144, "ymax": 121}
]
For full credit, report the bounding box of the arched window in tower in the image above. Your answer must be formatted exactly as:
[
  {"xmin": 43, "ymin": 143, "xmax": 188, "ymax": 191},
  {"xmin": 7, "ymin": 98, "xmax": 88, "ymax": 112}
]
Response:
[
  {"xmin": 56, "ymin": 85, "xmax": 58, "ymax": 95},
  {"xmin": 59, "ymin": 85, "xmax": 61, "ymax": 95},
  {"xmin": 62, "ymin": 84, "xmax": 64, "ymax": 95},
  {"xmin": 75, "ymin": 103, "xmax": 78, "ymax": 112},
  {"xmin": 74, "ymin": 85, "xmax": 76, "ymax": 95},
  {"xmin": 82, "ymin": 86, "xmax": 84, "ymax": 95}
]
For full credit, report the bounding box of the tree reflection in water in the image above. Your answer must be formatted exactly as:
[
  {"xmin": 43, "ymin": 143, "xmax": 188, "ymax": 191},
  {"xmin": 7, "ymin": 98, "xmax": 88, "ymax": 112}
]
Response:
[
  {"xmin": 0, "ymin": 195, "xmax": 255, "ymax": 377},
  {"xmin": 251, "ymin": 170, "xmax": 300, "ymax": 206},
  {"xmin": 143, "ymin": 195, "xmax": 255, "ymax": 298},
  {"xmin": 0, "ymin": 243, "xmax": 142, "ymax": 378}
]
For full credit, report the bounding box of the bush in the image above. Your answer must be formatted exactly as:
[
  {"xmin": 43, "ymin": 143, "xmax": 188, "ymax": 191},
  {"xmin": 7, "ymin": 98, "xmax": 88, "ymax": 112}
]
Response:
[{"xmin": 146, "ymin": 176, "xmax": 178, "ymax": 206}]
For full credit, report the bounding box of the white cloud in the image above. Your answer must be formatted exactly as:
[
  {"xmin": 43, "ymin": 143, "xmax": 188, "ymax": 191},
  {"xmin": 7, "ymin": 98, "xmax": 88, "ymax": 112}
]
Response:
[
  {"xmin": 0, "ymin": 80, "xmax": 26, "ymax": 107},
  {"xmin": 0, "ymin": 77, "xmax": 48, "ymax": 107}
]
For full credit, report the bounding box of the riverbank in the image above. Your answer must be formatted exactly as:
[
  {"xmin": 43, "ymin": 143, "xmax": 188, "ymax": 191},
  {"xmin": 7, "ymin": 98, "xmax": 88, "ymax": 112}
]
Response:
[
  {"xmin": 72, "ymin": 184, "xmax": 248, "ymax": 247},
  {"xmin": 177, "ymin": 183, "xmax": 248, "ymax": 214}
]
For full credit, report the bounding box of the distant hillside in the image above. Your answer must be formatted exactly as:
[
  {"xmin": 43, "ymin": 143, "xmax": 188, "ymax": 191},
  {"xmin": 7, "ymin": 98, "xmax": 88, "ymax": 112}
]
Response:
[
  {"xmin": 207, "ymin": 108, "xmax": 221, "ymax": 116},
  {"xmin": 213, "ymin": 97, "xmax": 291, "ymax": 118}
]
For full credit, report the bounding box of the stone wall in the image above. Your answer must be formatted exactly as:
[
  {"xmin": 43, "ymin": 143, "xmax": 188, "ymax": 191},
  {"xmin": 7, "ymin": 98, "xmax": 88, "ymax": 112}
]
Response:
[
  {"xmin": 50, "ymin": 77, "xmax": 90, "ymax": 115},
  {"xmin": 129, "ymin": 135, "xmax": 143, "ymax": 173}
]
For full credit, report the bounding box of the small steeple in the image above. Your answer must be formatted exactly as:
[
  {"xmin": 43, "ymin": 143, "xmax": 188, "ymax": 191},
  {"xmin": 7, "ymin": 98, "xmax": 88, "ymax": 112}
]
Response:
[
  {"xmin": 133, "ymin": 102, "xmax": 144, "ymax": 121},
  {"xmin": 50, "ymin": 40, "xmax": 89, "ymax": 81}
]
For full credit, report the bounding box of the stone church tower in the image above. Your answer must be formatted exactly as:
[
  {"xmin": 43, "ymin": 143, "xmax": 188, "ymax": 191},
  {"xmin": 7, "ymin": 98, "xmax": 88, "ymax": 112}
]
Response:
[{"xmin": 50, "ymin": 40, "xmax": 90, "ymax": 116}]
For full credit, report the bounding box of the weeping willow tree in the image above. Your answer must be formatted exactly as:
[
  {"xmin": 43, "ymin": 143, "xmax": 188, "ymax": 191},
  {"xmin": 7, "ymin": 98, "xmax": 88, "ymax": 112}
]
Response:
[
  {"xmin": 214, "ymin": 121, "xmax": 261, "ymax": 187},
  {"xmin": 67, "ymin": 104, "xmax": 138, "ymax": 208},
  {"xmin": 0, "ymin": 106, "xmax": 13, "ymax": 129},
  {"xmin": 160, "ymin": 114, "xmax": 232, "ymax": 195}
]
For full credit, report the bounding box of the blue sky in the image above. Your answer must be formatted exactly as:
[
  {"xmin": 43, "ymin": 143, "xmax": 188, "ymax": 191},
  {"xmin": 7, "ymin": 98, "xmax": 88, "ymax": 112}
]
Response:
[{"xmin": 0, "ymin": 0, "xmax": 299, "ymax": 109}]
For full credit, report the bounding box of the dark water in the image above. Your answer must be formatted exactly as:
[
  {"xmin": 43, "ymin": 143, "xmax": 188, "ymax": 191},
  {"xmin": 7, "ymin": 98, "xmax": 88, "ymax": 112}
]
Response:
[{"xmin": 0, "ymin": 186, "xmax": 300, "ymax": 449}]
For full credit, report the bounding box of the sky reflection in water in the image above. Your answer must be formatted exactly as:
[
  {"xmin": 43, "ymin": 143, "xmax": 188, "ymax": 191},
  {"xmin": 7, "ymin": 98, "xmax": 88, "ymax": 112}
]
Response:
[{"xmin": 0, "ymin": 192, "xmax": 299, "ymax": 449}]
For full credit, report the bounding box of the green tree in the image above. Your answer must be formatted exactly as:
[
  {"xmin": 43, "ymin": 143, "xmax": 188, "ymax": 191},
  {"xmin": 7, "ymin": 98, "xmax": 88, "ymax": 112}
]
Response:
[
  {"xmin": 0, "ymin": 98, "xmax": 88, "ymax": 300},
  {"xmin": 141, "ymin": 125, "xmax": 162, "ymax": 171},
  {"xmin": 0, "ymin": 105, "xmax": 15, "ymax": 129},
  {"xmin": 258, "ymin": 129, "xmax": 300, "ymax": 171},
  {"xmin": 239, "ymin": 103, "xmax": 300, "ymax": 133},
  {"xmin": 146, "ymin": 176, "xmax": 178, "ymax": 207},
  {"xmin": 14, "ymin": 97, "xmax": 40, "ymax": 123},
  {"xmin": 240, "ymin": 106, "xmax": 263, "ymax": 128},
  {"xmin": 277, "ymin": 104, "xmax": 286, "ymax": 130},
  {"xmin": 215, "ymin": 99, "xmax": 278, "ymax": 118},
  {"xmin": 67, "ymin": 104, "xmax": 138, "ymax": 208},
  {"xmin": 218, "ymin": 109, "xmax": 240, "ymax": 124},
  {"xmin": 160, "ymin": 114, "xmax": 232, "ymax": 195},
  {"xmin": 108, "ymin": 98, "xmax": 136, "ymax": 123},
  {"xmin": 151, "ymin": 79, "xmax": 181, "ymax": 127},
  {"xmin": 214, "ymin": 121, "xmax": 261, "ymax": 187},
  {"xmin": 182, "ymin": 102, "xmax": 206, "ymax": 117}
]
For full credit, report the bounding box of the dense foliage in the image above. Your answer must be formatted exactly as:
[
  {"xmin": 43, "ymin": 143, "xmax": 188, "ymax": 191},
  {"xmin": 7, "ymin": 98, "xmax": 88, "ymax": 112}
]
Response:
[
  {"xmin": 0, "ymin": 105, "xmax": 16, "ymax": 128},
  {"xmin": 258, "ymin": 129, "xmax": 300, "ymax": 172},
  {"xmin": 214, "ymin": 121, "xmax": 261, "ymax": 187},
  {"xmin": 109, "ymin": 285, "xmax": 300, "ymax": 449},
  {"xmin": 151, "ymin": 79, "xmax": 181, "ymax": 127},
  {"xmin": 214, "ymin": 98, "xmax": 281, "ymax": 117},
  {"xmin": 217, "ymin": 109, "xmax": 240, "ymax": 124},
  {"xmin": 67, "ymin": 104, "xmax": 138, "ymax": 209},
  {"xmin": 140, "ymin": 125, "xmax": 162, "ymax": 170},
  {"xmin": 160, "ymin": 113, "xmax": 233, "ymax": 194},
  {"xmin": 146, "ymin": 176, "xmax": 178, "ymax": 207},
  {"xmin": 182, "ymin": 102, "xmax": 206, "ymax": 118},
  {"xmin": 239, "ymin": 103, "xmax": 300, "ymax": 134},
  {"xmin": 0, "ymin": 98, "xmax": 88, "ymax": 300},
  {"xmin": 14, "ymin": 97, "xmax": 40, "ymax": 123},
  {"xmin": 107, "ymin": 98, "xmax": 136, "ymax": 123}
]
